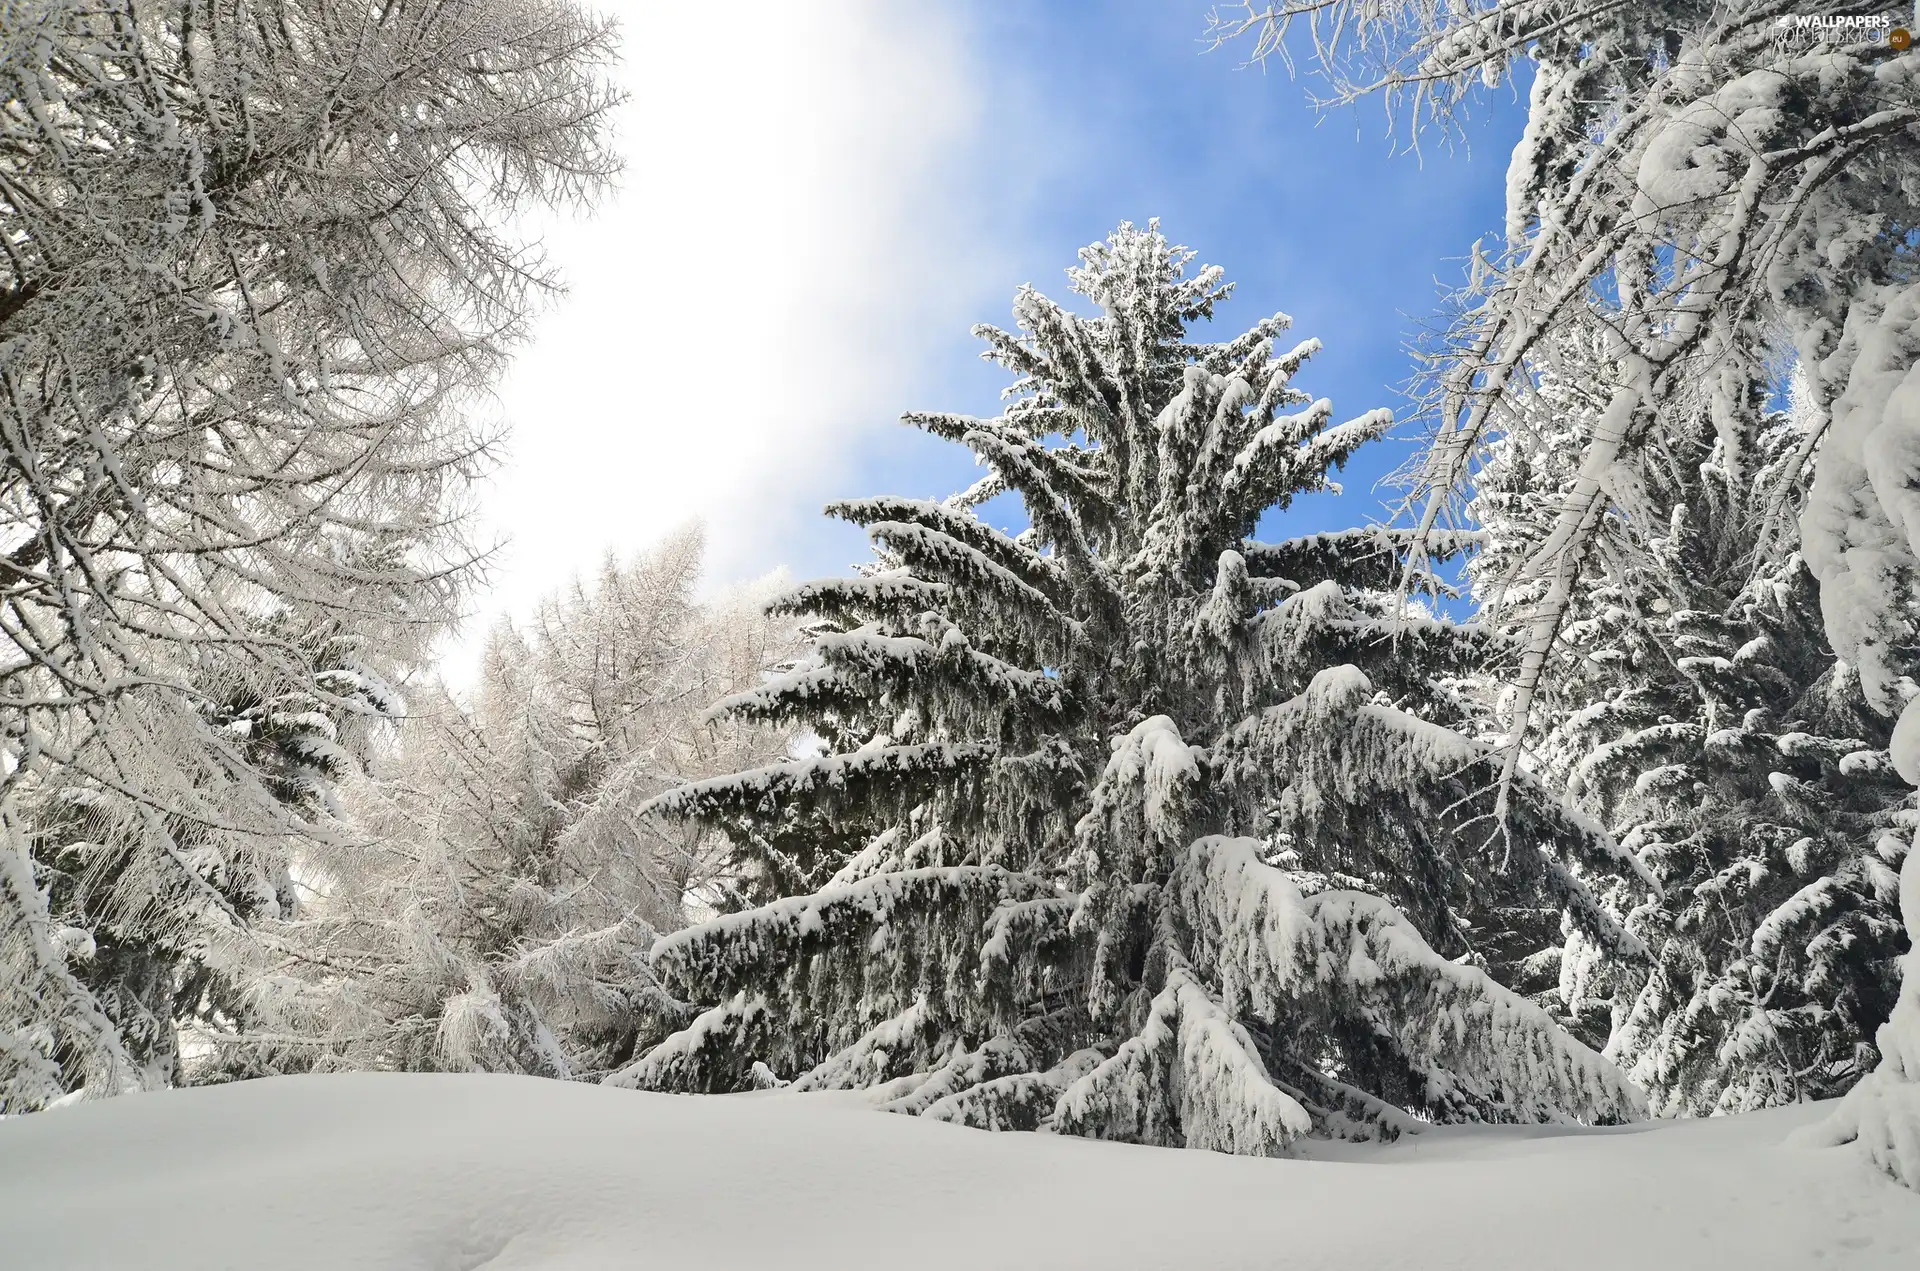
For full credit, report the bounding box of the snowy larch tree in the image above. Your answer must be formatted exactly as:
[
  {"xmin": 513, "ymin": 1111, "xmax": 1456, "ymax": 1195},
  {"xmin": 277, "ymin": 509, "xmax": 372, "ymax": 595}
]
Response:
[
  {"xmin": 607, "ymin": 223, "xmax": 1648, "ymax": 1154},
  {"xmin": 0, "ymin": 0, "xmax": 619, "ymax": 1110},
  {"xmin": 195, "ymin": 530, "xmax": 798, "ymax": 1082},
  {"xmin": 1469, "ymin": 330, "xmax": 1912, "ymax": 1114}
]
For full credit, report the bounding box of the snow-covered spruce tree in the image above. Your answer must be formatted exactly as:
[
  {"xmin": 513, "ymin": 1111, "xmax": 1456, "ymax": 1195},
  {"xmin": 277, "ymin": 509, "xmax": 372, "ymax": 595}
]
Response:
[
  {"xmin": 1212, "ymin": 0, "xmax": 1920, "ymax": 1184},
  {"xmin": 1802, "ymin": 842, "xmax": 1920, "ymax": 1186},
  {"xmin": 1469, "ymin": 331, "xmax": 1911, "ymax": 1113},
  {"xmin": 1214, "ymin": 0, "xmax": 1920, "ymax": 775},
  {"xmin": 0, "ymin": 1, "xmax": 618, "ymax": 1110},
  {"xmin": 608, "ymin": 224, "xmax": 1647, "ymax": 1152},
  {"xmin": 201, "ymin": 530, "xmax": 797, "ymax": 1082}
]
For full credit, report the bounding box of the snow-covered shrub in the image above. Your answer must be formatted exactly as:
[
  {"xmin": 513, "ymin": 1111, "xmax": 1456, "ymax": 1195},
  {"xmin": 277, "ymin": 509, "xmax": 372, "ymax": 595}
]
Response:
[{"xmin": 608, "ymin": 223, "xmax": 1647, "ymax": 1153}]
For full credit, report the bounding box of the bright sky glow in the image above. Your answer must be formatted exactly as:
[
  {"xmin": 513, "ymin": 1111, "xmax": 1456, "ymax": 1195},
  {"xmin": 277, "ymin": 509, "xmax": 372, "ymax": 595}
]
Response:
[{"xmin": 448, "ymin": 0, "xmax": 1002, "ymax": 679}]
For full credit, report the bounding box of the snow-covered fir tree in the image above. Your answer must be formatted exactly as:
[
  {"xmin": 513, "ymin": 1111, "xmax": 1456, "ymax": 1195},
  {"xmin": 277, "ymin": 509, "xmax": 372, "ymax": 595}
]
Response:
[
  {"xmin": 1213, "ymin": 0, "xmax": 1920, "ymax": 1185},
  {"xmin": 1805, "ymin": 840, "xmax": 1920, "ymax": 1187},
  {"xmin": 1209, "ymin": 2, "xmax": 1920, "ymax": 709},
  {"xmin": 198, "ymin": 530, "xmax": 796, "ymax": 1082},
  {"xmin": 607, "ymin": 224, "xmax": 1649, "ymax": 1153},
  {"xmin": 21, "ymin": 619, "xmax": 406, "ymax": 1095},
  {"xmin": 1470, "ymin": 332, "xmax": 1912, "ymax": 1115}
]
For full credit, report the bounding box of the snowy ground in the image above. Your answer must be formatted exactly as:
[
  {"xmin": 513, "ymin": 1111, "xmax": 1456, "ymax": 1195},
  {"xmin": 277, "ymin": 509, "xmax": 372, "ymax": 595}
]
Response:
[{"xmin": 1, "ymin": 1074, "xmax": 1915, "ymax": 1270}]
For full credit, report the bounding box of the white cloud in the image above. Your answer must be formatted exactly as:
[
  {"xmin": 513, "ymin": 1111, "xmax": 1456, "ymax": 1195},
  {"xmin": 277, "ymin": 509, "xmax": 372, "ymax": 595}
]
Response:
[{"xmin": 444, "ymin": 0, "xmax": 1000, "ymax": 681}]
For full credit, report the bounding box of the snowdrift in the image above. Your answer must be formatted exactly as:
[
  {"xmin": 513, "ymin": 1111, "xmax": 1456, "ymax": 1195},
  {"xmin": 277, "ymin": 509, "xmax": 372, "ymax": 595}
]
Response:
[{"xmin": 1, "ymin": 1073, "xmax": 1915, "ymax": 1270}]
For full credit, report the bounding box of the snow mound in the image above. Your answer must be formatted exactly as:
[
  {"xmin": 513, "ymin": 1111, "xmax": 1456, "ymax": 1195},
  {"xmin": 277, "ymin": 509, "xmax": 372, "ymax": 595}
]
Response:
[{"xmin": 2, "ymin": 1073, "xmax": 1916, "ymax": 1270}]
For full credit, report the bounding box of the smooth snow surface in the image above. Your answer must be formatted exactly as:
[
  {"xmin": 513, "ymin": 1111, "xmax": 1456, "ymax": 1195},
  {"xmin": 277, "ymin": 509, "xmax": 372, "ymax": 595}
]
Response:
[{"xmin": 2, "ymin": 1073, "xmax": 1916, "ymax": 1270}]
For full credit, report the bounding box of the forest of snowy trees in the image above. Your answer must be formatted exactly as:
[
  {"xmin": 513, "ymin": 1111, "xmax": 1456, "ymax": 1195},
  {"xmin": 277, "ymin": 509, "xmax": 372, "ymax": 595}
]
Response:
[{"xmin": 4, "ymin": 0, "xmax": 1920, "ymax": 1213}]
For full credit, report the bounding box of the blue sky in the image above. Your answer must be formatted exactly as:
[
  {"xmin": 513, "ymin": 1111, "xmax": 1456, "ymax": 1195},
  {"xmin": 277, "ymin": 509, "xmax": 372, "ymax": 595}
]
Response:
[
  {"xmin": 835, "ymin": 1, "xmax": 1532, "ymax": 563},
  {"xmin": 451, "ymin": 0, "xmax": 1530, "ymax": 677}
]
